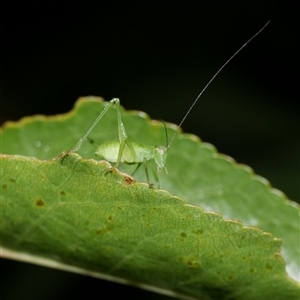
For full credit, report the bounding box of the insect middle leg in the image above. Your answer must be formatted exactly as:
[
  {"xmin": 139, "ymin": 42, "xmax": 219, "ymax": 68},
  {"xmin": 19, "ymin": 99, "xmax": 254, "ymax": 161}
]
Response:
[{"xmin": 131, "ymin": 159, "xmax": 158, "ymax": 188}]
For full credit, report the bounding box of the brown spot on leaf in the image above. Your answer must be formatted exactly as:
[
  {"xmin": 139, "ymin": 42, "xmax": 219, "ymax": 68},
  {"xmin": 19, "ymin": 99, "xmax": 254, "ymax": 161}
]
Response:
[
  {"xmin": 9, "ymin": 178, "xmax": 16, "ymax": 183},
  {"xmin": 123, "ymin": 176, "xmax": 135, "ymax": 185},
  {"xmin": 195, "ymin": 229, "xmax": 203, "ymax": 235},
  {"xmin": 96, "ymin": 229, "xmax": 105, "ymax": 235},
  {"xmin": 180, "ymin": 232, "xmax": 187, "ymax": 238},
  {"xmin": 2, "ymin": 184, "xmax": 7, "ymax": 189},
  {"xmin": 60, "ymin": 190, "xmax": 66, "ymax": 196},
  {"xmin": 36, "ymin": 199, "xmax": 45, "ymax": 206},
  {"xmin": 96, "ymin": 224, "xmax": 114, "ymax": 235},
  {"xmin": 266, "ymin": 263, "xmax": 273, "ymax": 270},
  {"xmin": 187, "ymin": 260, "xmax": 200, "ymax": 268}
]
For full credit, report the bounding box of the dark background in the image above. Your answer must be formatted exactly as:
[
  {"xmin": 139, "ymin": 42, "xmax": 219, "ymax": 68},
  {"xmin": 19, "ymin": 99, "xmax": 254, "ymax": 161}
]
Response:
[{"xmin": 0, "ymin": 1, "xmax": 298, "ymax": 299}]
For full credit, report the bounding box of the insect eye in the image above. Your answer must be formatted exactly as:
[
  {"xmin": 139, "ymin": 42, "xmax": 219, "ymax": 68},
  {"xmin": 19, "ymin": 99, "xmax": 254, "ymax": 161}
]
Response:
[{"xmin": 157, "ymin": 147, "xmax": 166, "ymax": 155}]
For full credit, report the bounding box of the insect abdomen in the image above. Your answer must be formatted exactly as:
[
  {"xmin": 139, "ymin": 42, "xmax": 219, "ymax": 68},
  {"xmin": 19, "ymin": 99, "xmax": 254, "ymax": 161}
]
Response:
[{"xmin": 95, "ymin": 141, "xmax": 154, "ymax": 164}]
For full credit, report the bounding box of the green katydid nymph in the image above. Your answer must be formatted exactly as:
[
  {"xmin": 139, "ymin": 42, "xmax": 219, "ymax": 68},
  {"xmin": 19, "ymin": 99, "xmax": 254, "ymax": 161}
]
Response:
[{"xmin": 71, "ymin": 21, "xmax": 270, "ymax": 187}]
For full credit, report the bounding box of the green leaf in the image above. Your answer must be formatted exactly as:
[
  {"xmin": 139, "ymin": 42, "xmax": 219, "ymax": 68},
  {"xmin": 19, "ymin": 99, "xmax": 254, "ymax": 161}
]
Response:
[{"xmin": 1, "ymin": 97, "xmax": 299, "ymax": 299}]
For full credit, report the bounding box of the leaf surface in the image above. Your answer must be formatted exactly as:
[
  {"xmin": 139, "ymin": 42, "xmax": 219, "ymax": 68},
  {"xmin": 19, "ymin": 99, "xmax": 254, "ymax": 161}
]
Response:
[{"xmin": 1, "ymin": 97, "xmax": 299, "ymax": 299}]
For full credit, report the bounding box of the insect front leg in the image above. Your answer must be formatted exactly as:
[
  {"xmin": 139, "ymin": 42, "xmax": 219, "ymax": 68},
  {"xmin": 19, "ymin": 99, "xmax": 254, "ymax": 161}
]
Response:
[{"xmin": 143, "ymin": 158, "xmax": 159, "ymax": 188}]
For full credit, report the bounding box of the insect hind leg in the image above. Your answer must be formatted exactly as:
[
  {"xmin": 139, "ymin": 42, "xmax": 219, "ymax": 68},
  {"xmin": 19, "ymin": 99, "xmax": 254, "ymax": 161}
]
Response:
[
  {"xmin": 71, "ymin": 98, "xmax": 120, "ymax": 153},
  {"xmin": 112, "ymin": 99, "xmax": 138, "ymax": 168}
]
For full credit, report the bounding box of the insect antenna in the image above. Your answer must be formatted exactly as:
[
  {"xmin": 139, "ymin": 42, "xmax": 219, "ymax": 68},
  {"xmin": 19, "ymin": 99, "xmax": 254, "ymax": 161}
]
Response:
[
  {"xmin": 161, "ymin": 120, "xmax": 169, "ymax": 148},
  {"xmin": 167, "ymin": 20, "xmax": 270, "ymax": 150}
]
